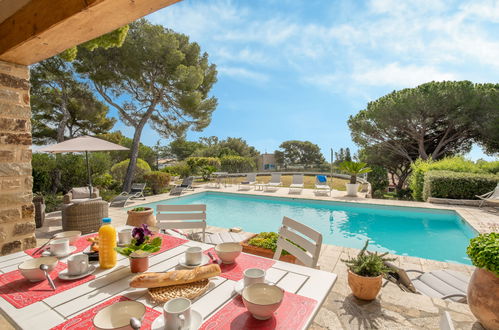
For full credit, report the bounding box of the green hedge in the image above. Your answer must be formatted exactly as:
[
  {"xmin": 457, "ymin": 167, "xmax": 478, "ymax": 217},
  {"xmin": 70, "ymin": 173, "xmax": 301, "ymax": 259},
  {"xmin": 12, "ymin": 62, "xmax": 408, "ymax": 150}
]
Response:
[
  {"xmin": 144, "ymin": 171, "xmax": 170, "ymax": 194},
  {"xmin": 422, "ymin": 170, "xmax": 498, "ymax": 200},
  {"xmin": 220, "ymin": 155, "xmax": 256, "ymax": 173}
]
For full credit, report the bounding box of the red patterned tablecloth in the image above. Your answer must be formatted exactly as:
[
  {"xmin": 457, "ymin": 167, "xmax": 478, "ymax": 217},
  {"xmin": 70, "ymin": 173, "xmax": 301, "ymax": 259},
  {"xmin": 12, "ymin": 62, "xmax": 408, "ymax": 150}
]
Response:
[
  {"xmin": 204, "ymin": 248, "xmax": 276, "ymax": 281},
  {"xmin": 25, "ymin": 234, "xmax": 98, "ymax": 258},
  {"xmin": 0, "ymin": 262, "xmax": 95, "ymax": 308},
  {"xmin": 199, "ymin": 292, "xmax": 317, "ymax": 330},
  {"xmin": 153, "ymin": 233, "xmax": 188, "ymax": 254},
  {"xmin": 51, "ymin": 295, "xmax": 161, "ymax": 330}
]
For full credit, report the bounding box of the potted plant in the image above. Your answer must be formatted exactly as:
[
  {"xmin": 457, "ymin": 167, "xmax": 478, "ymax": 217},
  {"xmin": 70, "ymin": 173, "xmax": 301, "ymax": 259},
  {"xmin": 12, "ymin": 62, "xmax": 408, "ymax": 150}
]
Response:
[
  {"xmin": 466, "ymin": 232, "xmax": 499, "ymax": 330},
  {"xmin": 338, "ymin": 161, "xmax": 372, "ymax": 197},
  {"xmin": 342, "ymin": 240, "xmax": 395, "ymax": 300},
  {"xmin": 115, "ymin": 224, "xmax": 162, "ymax": 273},
  {"xmin": 241, "ymin": 232, "xmax": 297, "ymax": 263},
  {"xmin": 126, "ymin": 206, "xmax": 156, "ymax": 227}
]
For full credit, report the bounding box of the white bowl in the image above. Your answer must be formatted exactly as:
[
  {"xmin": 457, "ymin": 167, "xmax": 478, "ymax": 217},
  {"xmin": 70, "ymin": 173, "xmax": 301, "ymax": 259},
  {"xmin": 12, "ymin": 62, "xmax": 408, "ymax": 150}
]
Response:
[
  {"xmin": 93, "ymin": 301, "xmax": 146, "ymax": 330},
  {"xmin": 242, "ymin": 283, "xmax": 284, "ymax": 320},
  {"xmin": 54, "ymin": 231, "xmax": 81, "ymax": 244},
  {"xmin": 214, "ymin": 242, "xmax": 242, "ymax": 264},
  {"xmin": 18, "ymin": 256, "xmax": 58, "ymax": 282}
]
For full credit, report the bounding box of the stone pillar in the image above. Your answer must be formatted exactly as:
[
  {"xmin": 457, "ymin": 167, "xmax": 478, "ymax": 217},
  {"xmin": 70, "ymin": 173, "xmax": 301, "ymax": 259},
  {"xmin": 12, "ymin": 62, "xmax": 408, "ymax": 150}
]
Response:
[{"xmin": 0, "ymin": 60, "xmax": 36, "ymax": 255}]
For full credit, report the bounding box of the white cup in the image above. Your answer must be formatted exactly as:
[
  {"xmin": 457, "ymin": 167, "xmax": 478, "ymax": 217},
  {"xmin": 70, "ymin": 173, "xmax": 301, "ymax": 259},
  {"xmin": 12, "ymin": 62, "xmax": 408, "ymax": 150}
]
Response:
[
  {"xmin": 50, "ymin": 238, "xmax": 70, "ymax": 257},
  {"xmin": 163, "ymin": 298, "xmax": 192, "ymax": 330},
  {"xmin": 244, "ymin": 268, "xmax": 266, "ymax": 287},
  {"xmin": 118, "ymin": 229, "xmax": 132, "ymax": 245},
  {"xmin": 185, "ymin": 247, "xmax": 202, "ymax": 266},
  {"xmin": 67, "ymin": 254, "xmax": 89, "ymax": 276}
]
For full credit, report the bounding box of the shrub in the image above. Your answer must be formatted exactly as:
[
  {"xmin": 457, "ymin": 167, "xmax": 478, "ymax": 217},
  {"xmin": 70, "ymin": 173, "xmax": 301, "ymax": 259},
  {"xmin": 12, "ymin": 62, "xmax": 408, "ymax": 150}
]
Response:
[
  {"xmin": 422, "ymin": 170, "xmax": 499, "ymax": 200},
  {"xmin": 467, "ymin": 233, "xmax": 499, "ymax": 276},
  {"xmin": 477, "ymin": 160, "xmax": 499, "ymax": 174},
  {"xmin": 164, "ymin": 162, "xmax": 192, "ymax": 178},
  {"xmin": 144, "ymin": 171, "xmax": 170, "ymax": 194},
  {"xmin": 40, "ymin": 193, "xmax": 63, "ymax": 213},
  {"xmin": 161, "ymin": 166, "xmax": 179, "ymax": 177},
  {"xmin": 409, "ymin": 158, "xmax": 433, "ymax": 201},
  {"xmin": 186, "ymin": 157, "xmax": 221, "ymax": 176},
  {"xmin": 110, "ymin": 158, "xmax": 151, "ymax": 183},
  {"xmin": 341, "ymin": 240, "xmax": 395, "ymax": 277},
  {"xmin": 93, "ymin": 173, "xmax": 115, "ymax": 189},
  {"xmin": 32, "ymin": 153, "xmax": 56, "ymax": 193},
  {"xmin": 220, "ymin": 155, "xmax": 256, "ymax": 173},
  {"xmin": 367, "ymin": 165, "xmax": 389, "ymax": 192}
]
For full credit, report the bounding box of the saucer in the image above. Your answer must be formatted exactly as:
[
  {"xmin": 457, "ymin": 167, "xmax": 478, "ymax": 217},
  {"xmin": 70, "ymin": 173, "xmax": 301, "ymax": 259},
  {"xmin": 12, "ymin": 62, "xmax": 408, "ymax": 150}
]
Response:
[
  {"xmin": 178, "ymin": 255, "xmax": 210, "ymax": 269},
  {"xmin": 58, "ymin": 265, "xmax": 96, "ymax": 280},
  {"xmin": 234, "ymin": 279, "xmax": 273, "ymax": 295},
  {"xmin": 42, "ymin": 246, "xmax": 77, "ymax": 258},
  {"xmin": 151, "ymin": 309, "xmax": 202, "ymax": 330}
]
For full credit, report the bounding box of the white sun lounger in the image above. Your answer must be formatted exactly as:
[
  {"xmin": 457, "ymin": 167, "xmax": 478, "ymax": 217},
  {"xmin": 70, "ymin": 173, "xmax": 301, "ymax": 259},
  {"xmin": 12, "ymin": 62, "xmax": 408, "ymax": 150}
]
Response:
[
  {"xmin": 264, "ymin": 173, "xmax": 282, "ymax": 191},
  {"xmin": 476, "ymin": 183, "xmax": 499, "ymax": 208},
  {"xmin": 238, "ymin": 173, "xmax": 257, "ymax": 191},
  {"xmin": 289, "ymin": 174, "xmax": 304, "ymax": 194},
  {"xmin": 314, "ymin": 175, "xmax": 331, "ymax": 196}
]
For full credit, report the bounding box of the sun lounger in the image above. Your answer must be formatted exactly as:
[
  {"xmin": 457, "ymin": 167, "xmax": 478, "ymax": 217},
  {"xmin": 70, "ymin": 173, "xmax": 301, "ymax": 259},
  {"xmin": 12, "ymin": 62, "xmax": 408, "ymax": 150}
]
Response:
[
  {"xmin": 264, "ymin": 173, "xmax": 282, "ymax": 191},
  {"xmin": 289, "ymin": 174, "xmax": 304, "ymax": 194},
  {"xmin": 238, "ymin": 173, "xmax": 257, "ymax": 190},
  {"xmin": 170, "ymin": 176, "xmax": 194, "ymax": 196},
  {"xmin": 109, "ymin": 183, "xmax": 146, "ymax": 207},
  {"xmin": 476, "ymin": 183, "xmax": 499, "ymax": 208},
  {"xmin": 384, "ymin": 262, "xmax": 469, "ymax": 303},
  {"xmin": 314, "ymin": 175, "xmax": 331, "ymax": 196}
]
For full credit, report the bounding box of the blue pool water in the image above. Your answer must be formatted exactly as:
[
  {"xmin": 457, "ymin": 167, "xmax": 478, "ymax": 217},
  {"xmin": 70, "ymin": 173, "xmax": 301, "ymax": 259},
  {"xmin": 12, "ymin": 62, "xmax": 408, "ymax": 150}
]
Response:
[{"xmin": 134, "ymin": 192, "xmax": 476, "ymax": 264}]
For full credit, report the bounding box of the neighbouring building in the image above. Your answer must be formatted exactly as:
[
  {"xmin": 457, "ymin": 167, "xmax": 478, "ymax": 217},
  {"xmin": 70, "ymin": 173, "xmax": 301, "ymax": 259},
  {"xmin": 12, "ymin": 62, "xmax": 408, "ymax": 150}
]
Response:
[{"xmin": 258, "ymin": 153, "xmax": 276, "ymax": 171}]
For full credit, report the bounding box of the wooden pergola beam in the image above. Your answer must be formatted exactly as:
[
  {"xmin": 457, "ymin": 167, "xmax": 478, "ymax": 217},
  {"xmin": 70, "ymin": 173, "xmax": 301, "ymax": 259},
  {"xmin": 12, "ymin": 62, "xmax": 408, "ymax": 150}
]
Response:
[{"xmin": 0, "ymin": 0, "xmax": 180, "ymax": 65}]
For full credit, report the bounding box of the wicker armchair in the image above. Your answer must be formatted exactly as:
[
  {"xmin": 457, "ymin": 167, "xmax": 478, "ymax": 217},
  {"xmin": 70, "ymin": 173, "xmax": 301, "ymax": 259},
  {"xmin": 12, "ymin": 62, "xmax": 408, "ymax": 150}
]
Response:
[
  {"xmin": 62, "ymin": 200, "xmax": 108, "ymax": 234},
  {"xmin": 33, "ymin": 196, "xmax": 46, "ymax": 228},
  {"xmin": 63, "ymin": 187, "xmax": 100, "ymax": 204}
]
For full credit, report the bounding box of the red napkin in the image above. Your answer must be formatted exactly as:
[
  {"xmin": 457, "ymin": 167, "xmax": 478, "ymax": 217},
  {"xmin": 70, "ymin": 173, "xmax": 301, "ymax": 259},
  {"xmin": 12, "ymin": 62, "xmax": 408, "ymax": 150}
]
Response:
[
  {"xmin": 200, "ymin": 292, "xmax": 317, "ymax": 330},
  {"xmin": 204, "ymin": 248, "xmax": 276, "ymax": 281},
  {"xmin": 51, "ymin": 295, "xmax": 161, "ymax": 330},
  {"xmin": 0, "ymin": 262, "xmax": 95, "ymax": 309}
]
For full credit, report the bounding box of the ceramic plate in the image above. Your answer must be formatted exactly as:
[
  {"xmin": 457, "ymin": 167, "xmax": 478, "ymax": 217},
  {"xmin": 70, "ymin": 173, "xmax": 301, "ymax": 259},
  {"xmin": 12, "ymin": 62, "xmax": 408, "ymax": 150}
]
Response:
[
  {"xmin": 58, "ymin": 265, "xmax": 96, "ymax": 280},
  {"xmin": 178, "ymin": 255, "xmax": 210, "ymax": 269},
  {"xmin": 151, "ymin": 309, "xmax": 202, "ymax": 330},
  {"xmin": 42, "ymin": 246, "xmax": 77, "ymax": 258}
]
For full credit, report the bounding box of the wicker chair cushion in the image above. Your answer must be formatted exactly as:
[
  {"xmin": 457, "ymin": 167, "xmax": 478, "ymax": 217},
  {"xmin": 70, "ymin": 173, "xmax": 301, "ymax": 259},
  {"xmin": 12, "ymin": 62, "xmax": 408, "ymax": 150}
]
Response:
[
  {"xmin": 72, "ymin": 187, "xmax": 92, "ymax": 199},
  {"xmin": 71, "ymin": 197, "xmax": 102, "ymax": 204}
]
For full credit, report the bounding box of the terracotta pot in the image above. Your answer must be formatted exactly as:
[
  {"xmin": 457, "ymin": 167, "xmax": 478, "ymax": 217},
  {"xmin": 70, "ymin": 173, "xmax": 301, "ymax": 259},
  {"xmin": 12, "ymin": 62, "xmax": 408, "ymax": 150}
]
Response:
[
  {"xmin": 130, "ymin": 256, "xmax": 149, "ymax": 273},
  {"xmin": 126, "ymin": 208, "xmax": 156, "ymax": 227},
  {"xmin": 347, "ymin": 270, "xmax": 382, "ymax": 300},
  {"xmin": 240, "ymin": 240, "xmax": 297, "ymax": 264},
  {"xmin": 467, "ymin": 268, "xmax": 499, "ymax": 330}
]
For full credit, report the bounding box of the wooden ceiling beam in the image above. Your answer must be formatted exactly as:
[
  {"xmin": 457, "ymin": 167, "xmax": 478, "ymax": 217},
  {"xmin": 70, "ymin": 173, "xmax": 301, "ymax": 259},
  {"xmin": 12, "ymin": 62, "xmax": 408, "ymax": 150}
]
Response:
[{"xmin": 0, "ymin": 0, "xmax": 180, "ymax": 65}]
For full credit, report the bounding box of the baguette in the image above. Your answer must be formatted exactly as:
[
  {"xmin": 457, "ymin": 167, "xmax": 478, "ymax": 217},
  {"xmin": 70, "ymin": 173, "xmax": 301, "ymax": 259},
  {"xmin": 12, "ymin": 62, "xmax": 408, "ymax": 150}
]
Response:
[{"xmin": 130, "ymin": 264, "xmax": 221, "ymax": 288}]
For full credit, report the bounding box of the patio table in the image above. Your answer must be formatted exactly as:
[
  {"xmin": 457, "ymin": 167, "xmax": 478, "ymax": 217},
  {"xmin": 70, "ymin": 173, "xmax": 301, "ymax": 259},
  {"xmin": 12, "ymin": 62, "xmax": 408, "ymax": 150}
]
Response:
[{"xmin": 0, "ymin": 231, "xmax": 337, "ymax": 329}]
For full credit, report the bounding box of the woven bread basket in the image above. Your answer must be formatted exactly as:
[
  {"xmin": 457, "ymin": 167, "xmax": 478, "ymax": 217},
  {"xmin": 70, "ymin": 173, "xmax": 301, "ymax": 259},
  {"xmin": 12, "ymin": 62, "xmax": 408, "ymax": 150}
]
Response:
[{"xmin": 148, "ymin": 279, "xmax": 210, "ymax": 303}]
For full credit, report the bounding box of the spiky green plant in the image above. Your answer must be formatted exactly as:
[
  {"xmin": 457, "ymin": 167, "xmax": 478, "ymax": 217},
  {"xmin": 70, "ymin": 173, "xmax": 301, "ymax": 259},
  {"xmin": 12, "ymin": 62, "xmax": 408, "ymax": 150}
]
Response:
[
  {"xmin": 342, "ymin": 240, "xmax": 396, "ymax": 277},
  {"xmin": 338, "ymin": 161, "xmax": 372, "ymax": 184}
]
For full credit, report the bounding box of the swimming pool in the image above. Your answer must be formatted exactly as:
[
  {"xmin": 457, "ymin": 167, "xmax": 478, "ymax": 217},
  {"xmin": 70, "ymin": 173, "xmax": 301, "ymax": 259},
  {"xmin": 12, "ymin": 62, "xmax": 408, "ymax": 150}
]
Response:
[{"xmin": 134, "ymin": 192, "xmax": 476, "ymax": 265}]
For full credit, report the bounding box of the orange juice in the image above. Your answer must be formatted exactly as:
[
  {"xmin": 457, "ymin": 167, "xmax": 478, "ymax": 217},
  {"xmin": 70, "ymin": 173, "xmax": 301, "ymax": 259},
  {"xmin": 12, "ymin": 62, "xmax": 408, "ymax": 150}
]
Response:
[{"xmin": 98, "ymin": 218, "xmax": 117, "ymax": 269}]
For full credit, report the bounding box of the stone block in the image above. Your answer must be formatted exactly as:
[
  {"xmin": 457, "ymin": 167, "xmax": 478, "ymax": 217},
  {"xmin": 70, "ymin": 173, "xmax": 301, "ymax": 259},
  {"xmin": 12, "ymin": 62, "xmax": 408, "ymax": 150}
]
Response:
[
  {"xmin": 0, "ymin": 177, "xmax": 22, "ymax": 190},
  {"xmin": 1, "ymin": 240, "xmax": 22, "ymax": 255},
  {"xmin": 0, "ymin": 103, "xmax": 31, "ymax": 119},
  {"xmin": 0, "ymin": 73, "xmax": 29, "ymax": 90},
  {"xmin": 23, "ymin": 235, "xmax": 36, "ymax": 249},
  {"xmin": 21, "ymin": 203, "xmax": 34, "ymax": 219},
  {"xmin": 0, "ymin": 191, "xmax": 32, "ymax": 204},
  {"xmin": 0, "ymin": 162, "xmax": 31, "ymax": 176},
  {"xmin": 0, "ymin": 208, "xmax": 21, "ymax": 223},
  {"xmin": 20, "ymin": 149, "xmax": 31, "ymax": 162},
  {"xmin": 13, "ymin": 221, "xmax": 36, "ymax": 236},
  {"xmin": 0, "ymin": 132, "xmax": 31, "ymax": 145},
  {"xmin": 0, "ymin": 150, "xmax": 14, "ymax": 162},
  {"xmin": 0, "ymin": 228, "xmax": 6, "ymax": 242},
  {"xmin": 0, "ymin": 89, "xmax": 19, "ymax": 103},
  {"xmin": 0, "ymin": 61, "xmax": 29, "ymax": 80},
  {"xmin": 0, "ymin": 118, "xmax": 28, "ymax": 131}
]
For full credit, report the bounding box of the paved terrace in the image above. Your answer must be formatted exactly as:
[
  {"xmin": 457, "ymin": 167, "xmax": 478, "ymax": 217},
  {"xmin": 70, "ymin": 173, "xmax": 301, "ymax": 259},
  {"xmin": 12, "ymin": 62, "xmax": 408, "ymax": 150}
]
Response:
[{"xmin": 26, "ymin": 184, "xmax": 499, "ymax": 329}]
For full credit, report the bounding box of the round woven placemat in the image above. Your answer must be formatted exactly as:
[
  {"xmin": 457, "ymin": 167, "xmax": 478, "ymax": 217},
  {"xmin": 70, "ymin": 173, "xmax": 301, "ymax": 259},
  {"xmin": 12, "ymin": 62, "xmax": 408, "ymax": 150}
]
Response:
[{"xmin": 148, "ymin": 279, "xmax": 210, "ymax": 303}]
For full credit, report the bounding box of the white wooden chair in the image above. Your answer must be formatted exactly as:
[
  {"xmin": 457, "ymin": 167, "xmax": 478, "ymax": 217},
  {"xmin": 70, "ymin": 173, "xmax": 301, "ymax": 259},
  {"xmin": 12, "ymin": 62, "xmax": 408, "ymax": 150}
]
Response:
[
  {"xmin": 156, "ymin": 204, "xmax": 207, "ymax": 242},
  {"xmin": 273, "ymin": 216, "xmax": 323, "ymax": 268}
]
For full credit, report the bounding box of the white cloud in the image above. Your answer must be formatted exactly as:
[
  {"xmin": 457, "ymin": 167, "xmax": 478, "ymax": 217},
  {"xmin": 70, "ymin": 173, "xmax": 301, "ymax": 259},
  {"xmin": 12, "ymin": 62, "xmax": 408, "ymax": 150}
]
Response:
[{"xmin": 217, "ymin": 66, "xmax": 269, "ymax": 82}]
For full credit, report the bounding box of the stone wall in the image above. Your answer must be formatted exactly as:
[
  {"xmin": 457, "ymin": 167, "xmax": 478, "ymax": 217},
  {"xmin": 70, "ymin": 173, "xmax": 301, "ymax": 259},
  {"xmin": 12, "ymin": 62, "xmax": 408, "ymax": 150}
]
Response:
[{"xmin": 0, "ymin": 60, "xmax": 36, "ymax": 255}]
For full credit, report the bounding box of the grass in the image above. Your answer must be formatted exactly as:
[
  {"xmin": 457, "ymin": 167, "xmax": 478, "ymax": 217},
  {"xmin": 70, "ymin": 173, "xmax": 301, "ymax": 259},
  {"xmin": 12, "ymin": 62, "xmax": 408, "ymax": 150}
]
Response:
[{"xmin": 229, "ymin": 174, "xmax": 348, "ymax": 191}]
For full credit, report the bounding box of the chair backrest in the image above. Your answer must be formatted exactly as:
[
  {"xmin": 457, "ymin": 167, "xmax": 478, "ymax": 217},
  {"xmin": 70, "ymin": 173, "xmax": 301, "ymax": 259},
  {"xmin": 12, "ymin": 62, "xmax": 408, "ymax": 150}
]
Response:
[
  {"xmin": 247, "ymin": 173, "xmax": 257, "ymax": 182},
  {"xmin": 270, "ymin": 173, "xmax": 281, "ymax": 183},
  {"xmin": 156, "ymin": 204, "xmax": 207, "ymax": 242},
  {"xmin": 292, "ymin": 174, "xmax": 303, "ymax": 184},
  {"xmin": 273, "ymin": 216, "xmax": 322, "ymax": 268},
  {"xmin": 180, "ymin": 176, "xmax": 194, "ymax": 187},
  {"xmin": 491, "ymin": 183, "xmax": 499, "ymax": 199},
  {"xmin": 131, "ymin": 183, "xmax": 146, "ymax": 192},
  {"xmin": 440, "ymin": 311, "xmax": 455, "ymax": 330},
  {"xmin": 316, "ymin": 175, "xmax": 327, "ymax": 184}
]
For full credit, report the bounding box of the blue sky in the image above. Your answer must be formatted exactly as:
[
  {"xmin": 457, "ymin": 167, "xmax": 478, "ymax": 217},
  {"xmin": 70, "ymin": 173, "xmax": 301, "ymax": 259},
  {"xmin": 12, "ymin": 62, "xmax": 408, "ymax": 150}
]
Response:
[{"xmin": 113, "ymin": 0, "xmax": 499, "ymax": 160}]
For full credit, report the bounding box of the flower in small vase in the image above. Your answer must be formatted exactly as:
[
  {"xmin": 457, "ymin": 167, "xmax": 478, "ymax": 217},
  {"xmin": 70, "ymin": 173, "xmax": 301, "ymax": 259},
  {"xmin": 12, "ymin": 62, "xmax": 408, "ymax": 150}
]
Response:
[
  {"xmin": 116, "ymin": 224, "xmax": 161, "ymax": 257},
  {"xmin": 132, "ymin": 224, "xmax": 152, "ymax": 245}
]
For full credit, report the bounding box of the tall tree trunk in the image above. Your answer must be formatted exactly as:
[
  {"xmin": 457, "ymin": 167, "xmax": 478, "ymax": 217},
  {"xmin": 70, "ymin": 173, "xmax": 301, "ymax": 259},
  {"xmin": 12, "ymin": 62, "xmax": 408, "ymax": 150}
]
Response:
[{"xmin": 53, "ymin": 98, "xmax": 71, "ymax": 193}]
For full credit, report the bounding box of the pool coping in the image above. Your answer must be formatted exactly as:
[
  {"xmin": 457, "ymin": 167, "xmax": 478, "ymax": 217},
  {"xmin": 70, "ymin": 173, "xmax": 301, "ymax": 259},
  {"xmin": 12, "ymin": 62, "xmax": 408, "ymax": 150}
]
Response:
[{"xmin": 120, "ymin": 185, "xmax": 499, "ymax": 235}]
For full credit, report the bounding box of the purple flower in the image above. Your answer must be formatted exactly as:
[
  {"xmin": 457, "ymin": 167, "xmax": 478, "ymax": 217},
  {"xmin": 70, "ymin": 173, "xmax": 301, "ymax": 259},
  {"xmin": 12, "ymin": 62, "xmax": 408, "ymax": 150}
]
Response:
[{"xmin": 132, "ymin": 224, "xmax": 152, "ymax": 246}]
